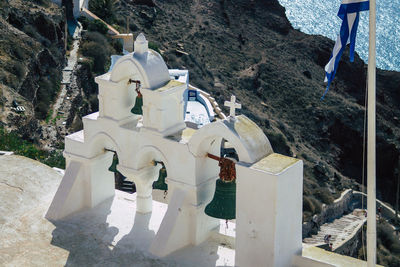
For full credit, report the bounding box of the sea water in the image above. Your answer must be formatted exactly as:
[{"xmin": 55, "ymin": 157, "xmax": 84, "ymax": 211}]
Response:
[{"xmin": 278, "ymin": 0, "xmax": 400, "ymax": 71}]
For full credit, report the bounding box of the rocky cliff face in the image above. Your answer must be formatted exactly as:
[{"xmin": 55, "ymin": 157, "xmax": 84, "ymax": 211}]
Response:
[
  {"xmin": 0, "ymin": 0, "xmax": 65, "ymax": 139},
  {"xmin": 114, "ymin": 0, "xmax": 400, "ymax": 209}
]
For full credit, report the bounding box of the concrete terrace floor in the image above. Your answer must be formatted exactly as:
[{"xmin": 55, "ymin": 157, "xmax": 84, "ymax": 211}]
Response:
[
  {"xmin": 0, "ymin": 155, "xmax": 373, "ymax": 266},
  {"xmin": 0, "ymin": 155, "xmax": 234, "ymax": 267}
]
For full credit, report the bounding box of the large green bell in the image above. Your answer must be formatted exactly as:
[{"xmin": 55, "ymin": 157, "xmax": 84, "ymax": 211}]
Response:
[
  {"xmin": 153, "ymin": 167, "xmax": 168, "ymax": 191},
  {"xmin": 131, "ymin": 95, "xmax": 143, "ymax": 115},
  {"xmin": 205, "ymin": 179, "xmax": 236, "ymax": 220},
  {"xmin": 108, "ymin": 153, "xmax": 119, "ymax": 173}
]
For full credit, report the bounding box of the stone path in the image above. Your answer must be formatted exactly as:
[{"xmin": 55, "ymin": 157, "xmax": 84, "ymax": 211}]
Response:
[
  {"xmin": 303, "ymin": 209, "xmax": 366, "ymax": 250},
  {"xmin": 51, "ymin": 25, "xmax": 81, "ymax": 120}
]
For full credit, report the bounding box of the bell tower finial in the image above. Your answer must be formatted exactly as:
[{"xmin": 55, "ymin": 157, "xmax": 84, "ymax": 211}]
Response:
[{"xmin": 134, "ymin": 33, "xmax": 148, "ymax": 54}]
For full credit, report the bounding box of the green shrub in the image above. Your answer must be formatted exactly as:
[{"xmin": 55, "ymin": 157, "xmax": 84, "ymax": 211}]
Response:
[
  {"xmin": 34, "ymin": 69, "xmax": 60, "ymax": 120},
  {"xmin": 303, "ymin": 196, "xmax": 314, "ymax": 213},
  {"xmin": 12, "ymin": 62, "xmax": 25, "ymax": 79},
  {"xmin": 313, "ymin": 188, "xmax": 334, "ymax": 205},
  {"xmin": 0, "ymin": 127, "xmax": 65, "ymax": 169},
  {"xmin": 129, "ymin": 22, "xmax": 138, "ymax": 32},
  {"xmin": 81, "ymin": 41, "xmax": 108, "ymax": 73},
  {"xmin": 79, "ymin": 57, "xmax": 95, "ymax": 71},
  {"xmin": 378, "ymin": 222, "xmax": 400, "ymax": 254},
  {"xmin": 115, "ymin": 17, "xmax": 126, "ymax": 27},
  {"xmin": 87, "ymin": 19, "xmax": 109, "ymax": 35},
  {"xmin": 32, "ymin": 0, "xmax": 50, "ymax": 6},
  {"xmin": 89, "ymin": 94, "xmax": 99, "ymax": 111},
  {"xmin": 23, "ymin": 25, "xmax": 39, "ymax": 39},
  {"xmin": 78, "ymin": 17, "xmax": 90, "ymax": 29},
  {"xmin": 311, "ymin": 197, "xmax": 322, "ymax": 214},
  {"xmin": 70, "ymin": 116, "xmax": 83, "ymax": 132},
  {"xmin": 12, "ymin": 46, "xmax": 25, "ymax": 60},
  {"xmin": 49, "ymin": 43, "xmax": 63, "ymax": 61},
  {"xmin": 111, "ymin": 39, "xmax": 123, "ymax": 54},
  {"xmin": 265, "ymin": 130, "xmax": 291, "ymax": 156},
  {"xmin": 84, "ymin": 31, "xmax": 108, "ymax": 46},
  {"xmin": 3, "ymin": 73, "xmax": 17, "ymax": 88},
  {"xmin": 45, "ymin": 109, "xmax": 53, "ymax": 123},
  {"xmin": 80, "ymin": 30, "xmax": 115, "ymax": 74},
  {"xmin": 149, "ymin": 41, "xmax": 160, "ymax": 54},
  {"xmin": 42, "ymin": 150, "xmax": 65, "ymax": 169},
  {"xmin": 303, "ymin": 196, "xmax": 322, "ymax": 215},
  {"xmin": 89, "ymin": 0, "xmax": 116, "ymax": 24}
]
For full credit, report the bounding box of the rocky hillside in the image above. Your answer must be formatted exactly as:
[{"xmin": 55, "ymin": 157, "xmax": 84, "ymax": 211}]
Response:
[
  {"xmin": 0, "ymin": 0, "xmax": 65, "ymax": 142},
  {"xmin": 112, "ymin": 0, "xmax": 400, "ymax": 211}
]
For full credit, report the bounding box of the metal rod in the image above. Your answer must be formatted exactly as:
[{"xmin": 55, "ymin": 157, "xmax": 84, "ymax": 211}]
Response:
[
  {"xmin": 367, "ymin": 0, "xmax": 377, "ymax": 265},
  {"xmin": 104, "ymin": 148, "xmax": 116, "ymax": 153}
]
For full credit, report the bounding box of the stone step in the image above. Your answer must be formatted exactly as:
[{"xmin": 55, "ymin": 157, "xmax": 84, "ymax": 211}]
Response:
[{"xmin": 303, "ymin": 209, "xmax": 366, "ymax": 249}]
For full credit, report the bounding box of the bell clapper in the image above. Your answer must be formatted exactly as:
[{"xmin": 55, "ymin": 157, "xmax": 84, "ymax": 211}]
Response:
[
  {"xmin": 226, "ymin": 219, "xmax": 229, "ymax": 229},
  {"xmin": 164, "ymin": 190, "xmax": 168, "ymax": 199}
]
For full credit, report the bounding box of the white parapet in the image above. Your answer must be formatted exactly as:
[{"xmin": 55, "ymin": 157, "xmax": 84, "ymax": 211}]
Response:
[{"xmin": 235, "ymin": 153, "xmax": 303, "ymax": 267}]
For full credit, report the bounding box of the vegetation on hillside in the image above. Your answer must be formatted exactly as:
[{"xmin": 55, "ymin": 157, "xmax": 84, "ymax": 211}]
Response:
[
  {"xmin": 78, "ymin": 17, "xmax": 121, "ymax": 74},
  {"xmin": 0, "ymin": 127, "xmax": 65, "ymax": 169},
  {"xmin": 0, "ymin": 0, "xmax": 65, "ymax": 123},
  {"xmin": 89, "ymin": 0, "xmax": 117, "ymax": 24},
  {"xmin": 357, "ymin": 221, "xmax": 400, "ymax": 266},
  {"xmin": 73, "ymin": 16, "xmax": 122, "ymax": 118}
]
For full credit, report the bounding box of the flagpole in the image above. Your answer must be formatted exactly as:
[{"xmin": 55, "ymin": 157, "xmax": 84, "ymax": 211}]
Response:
[{"xmin": 367, "ymin": 0, "xmax": 376, "ymax": 265}]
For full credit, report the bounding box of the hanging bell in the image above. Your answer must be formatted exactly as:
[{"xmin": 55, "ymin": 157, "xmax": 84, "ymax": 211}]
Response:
[
  {"xmin": 108, "ymin": 153, "xmax": 119, "ymax": 173},
  {"xmin": 153, "ymin": 166, "xmax": 168, "ymax": 191},
  {"xmin": 205, "ymin": 179, "xmax": 236, "ymax": 220},
  {"xmin": 131, "ymin": 94, "xmax": 143, "ymax": 115}
]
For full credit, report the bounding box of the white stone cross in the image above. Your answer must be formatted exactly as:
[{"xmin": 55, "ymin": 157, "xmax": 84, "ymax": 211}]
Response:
[{"xmin": 224, "ymin": 95, "xmax": 241, "ymax": 118}]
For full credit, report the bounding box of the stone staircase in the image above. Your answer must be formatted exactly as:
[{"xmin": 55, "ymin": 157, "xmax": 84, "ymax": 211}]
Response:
[{"xmin": 303, "ymin": 209, "xmax": 366, "ymax": 250}]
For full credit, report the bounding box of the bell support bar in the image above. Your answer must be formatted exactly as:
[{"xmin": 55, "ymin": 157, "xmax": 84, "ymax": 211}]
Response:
[
  {"xmin": 128, "ymin": 79, "xmax": 142, "ymax": 96},
  {"xmin": 104, "ymin": 148, "xmax": 117, "ymax": 153},
  {"xmin": 152, "ymin": 160, "xmax": 165, "ymax": 168}
]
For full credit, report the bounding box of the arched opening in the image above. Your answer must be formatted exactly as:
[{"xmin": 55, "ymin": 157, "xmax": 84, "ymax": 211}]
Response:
[
  {"xmin": 106, "ymin": 149, "xmax": 136, "ymax": 193},
  {"xmin": 203, "ymin": 137, "xmax": 239, "ymax": 222},
  {"xmin": 128, "ymin": 146, "xmax": 172, "ymax": 205}
]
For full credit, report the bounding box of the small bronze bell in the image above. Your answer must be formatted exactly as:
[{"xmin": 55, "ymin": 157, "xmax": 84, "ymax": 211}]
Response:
[
  {"xmin": 153, "ymin": 166, "xmax": 168, "ymax": 191},
  {"xmin": 108, "ymin": 153, "xmax": 119, "ymax": 173},
  {"xmin": 131, "ymin": 94, "xmax": 143, "ymax": 115},
  {"xmin": 204, "ymin": 179, "xmax": 236, "ymax": 220}
]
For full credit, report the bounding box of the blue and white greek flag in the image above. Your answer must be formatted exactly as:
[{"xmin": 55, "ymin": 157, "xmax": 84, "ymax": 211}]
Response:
[{"xmin": 322, "ymin": 0, "xmax": 369, "ymax": 99}]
